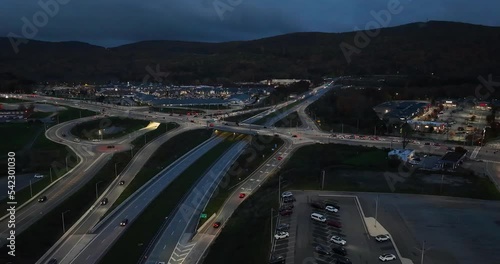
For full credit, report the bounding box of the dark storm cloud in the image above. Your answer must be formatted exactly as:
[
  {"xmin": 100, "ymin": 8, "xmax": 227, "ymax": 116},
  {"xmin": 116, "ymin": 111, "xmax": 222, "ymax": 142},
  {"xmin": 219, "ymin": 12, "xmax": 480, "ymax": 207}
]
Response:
[{"xmin": 1, "ymin": 0, "xmax": 499, "ymax": 47}]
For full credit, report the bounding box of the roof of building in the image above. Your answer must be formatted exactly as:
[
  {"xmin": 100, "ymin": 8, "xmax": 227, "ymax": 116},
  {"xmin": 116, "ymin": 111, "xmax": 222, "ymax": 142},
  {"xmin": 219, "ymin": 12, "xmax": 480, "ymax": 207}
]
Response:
[
  {"xmin": 388, "ymin": 149, "xmax": 415, "ymax": 161},
  {"xmin": 440, "ymin": 151, "xmax": 466, "ymax": 163},
  {"xmin": 373, "ymin": 100, "xmax": 430, "ymax": 120}
]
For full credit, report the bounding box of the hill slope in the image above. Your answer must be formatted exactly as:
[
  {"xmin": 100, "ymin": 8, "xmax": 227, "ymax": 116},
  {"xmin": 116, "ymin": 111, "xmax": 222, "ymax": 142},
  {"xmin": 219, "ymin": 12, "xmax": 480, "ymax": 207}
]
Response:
[{"xmin": 1, "ymin": 21, "xmax": 499, "ymax": 90}]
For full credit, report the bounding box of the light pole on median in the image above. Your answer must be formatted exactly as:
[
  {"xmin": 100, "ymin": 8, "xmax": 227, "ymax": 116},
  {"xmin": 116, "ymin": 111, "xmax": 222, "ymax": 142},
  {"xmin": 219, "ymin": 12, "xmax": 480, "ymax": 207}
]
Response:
[
  {"xmin": 29, "ymin": 180, "xmax": 33, "ymax": 198},
  {"xmin": 65, "ymin": 156, "xmax": 69, "ymax": 172},
  {"xmin": 95, "ymin": 181, "xmax": 103, "ymax": 200},
  {"xmin": 374, "ymin": 195, "xmax": 379, "ymax": 228},
  {"xmin": 62, "ymin": 210, "xmax": 70, "ymax": 233}
]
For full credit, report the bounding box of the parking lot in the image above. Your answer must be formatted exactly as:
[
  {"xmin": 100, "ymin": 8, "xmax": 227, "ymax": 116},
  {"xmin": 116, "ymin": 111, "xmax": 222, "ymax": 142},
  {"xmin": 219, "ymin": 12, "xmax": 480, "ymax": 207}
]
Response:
[{"xmin": 270, "ymin": 191, "xmax": 403, "ymax": 264}]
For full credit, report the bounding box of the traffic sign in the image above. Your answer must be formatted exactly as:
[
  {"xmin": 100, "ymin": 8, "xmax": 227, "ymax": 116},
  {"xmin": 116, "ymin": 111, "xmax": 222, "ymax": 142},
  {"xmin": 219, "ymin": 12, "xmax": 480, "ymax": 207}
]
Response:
[{"xmin": 200, "ymin": 213, "xmax": 207, "ymax": 219}]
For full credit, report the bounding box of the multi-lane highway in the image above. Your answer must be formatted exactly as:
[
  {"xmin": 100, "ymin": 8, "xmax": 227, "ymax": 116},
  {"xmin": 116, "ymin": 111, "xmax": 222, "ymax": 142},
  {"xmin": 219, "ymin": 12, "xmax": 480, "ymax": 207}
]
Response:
[
  {"xmin": 144, "ymin": 137, "xmax": 249, "ymax": 264},
  {"xmin": 53, "ymin": 135, "xmax": 226, "ymax": 264},
  {"xmin": 36, "ymin": 124, "xmax": 197, "ymax": 263}
]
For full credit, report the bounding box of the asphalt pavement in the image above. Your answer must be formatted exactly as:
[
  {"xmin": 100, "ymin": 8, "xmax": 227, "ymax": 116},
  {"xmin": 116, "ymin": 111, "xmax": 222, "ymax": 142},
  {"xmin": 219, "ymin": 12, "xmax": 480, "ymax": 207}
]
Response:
[
  {"xmin": 144, "ymin": 138, "xmax": 249, "ymax": 264},
  {"xmin": 60, "ymin": 135, "xmax": 225, "ymax": 264}
]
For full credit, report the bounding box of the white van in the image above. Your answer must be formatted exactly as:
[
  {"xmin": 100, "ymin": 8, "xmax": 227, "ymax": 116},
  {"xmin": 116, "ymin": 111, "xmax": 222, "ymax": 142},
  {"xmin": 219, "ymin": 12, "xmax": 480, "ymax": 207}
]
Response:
[{"xmin": 310, "ymin": 213, "xmax": 326, "ymax": 222}]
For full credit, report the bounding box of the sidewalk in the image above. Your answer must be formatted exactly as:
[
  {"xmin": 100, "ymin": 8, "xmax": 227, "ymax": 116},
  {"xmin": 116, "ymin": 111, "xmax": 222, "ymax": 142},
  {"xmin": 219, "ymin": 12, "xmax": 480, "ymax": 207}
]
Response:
[{"xmin": 364, "ymin": 217, "xmax": 414, "ymax": 264}]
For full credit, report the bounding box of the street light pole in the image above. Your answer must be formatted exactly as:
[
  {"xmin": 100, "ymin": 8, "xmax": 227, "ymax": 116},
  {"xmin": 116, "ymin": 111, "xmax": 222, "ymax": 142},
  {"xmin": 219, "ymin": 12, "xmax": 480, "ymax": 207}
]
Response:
[
  {"xmin": 375, "ymin": 195, "xmax": 379, "ymax": 227},
  {"xmin": 270, "ymin": 208, "xmax": 274, "ymax": 248},
  {"xmin": 321, "ymin": 170, "xmax": 325, "ymax": 190},
  {"xmin": 95, "ymin": 181, "xmax": 103, "ymax": 200},
  {"xmin": 62, "ymin": 210, "xmax": 70, "ymax": 233},
  {"xmin": 29, "ymin": 180, "xmax": 33, "ymax": 198},
  {"xmin": 65, "ymin": 156, "xmax": 69, "ymax": 172}
]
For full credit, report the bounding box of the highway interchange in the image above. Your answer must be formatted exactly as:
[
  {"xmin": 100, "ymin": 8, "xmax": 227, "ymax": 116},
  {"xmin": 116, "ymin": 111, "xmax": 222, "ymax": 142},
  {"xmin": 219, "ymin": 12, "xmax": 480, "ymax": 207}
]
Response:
[{"xmin": 2, "ymin": 79, "xmax": 500, "ymax": 264}]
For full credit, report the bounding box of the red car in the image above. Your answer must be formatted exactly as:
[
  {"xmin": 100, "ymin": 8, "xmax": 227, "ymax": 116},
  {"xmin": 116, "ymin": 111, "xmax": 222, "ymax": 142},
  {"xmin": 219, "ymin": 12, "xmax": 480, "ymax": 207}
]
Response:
[
  {"xmin": 326, "ymin": 220, "xmax": 342, "ymax": 228},
  {"xmin": 280, "ymin": 210, "xmax": 293, "ymax": 216},
  {"xmin": 277, "ymin": 157, "xmax": 283, "ymax": 160},
  {"xmin": 213, "ymin": 222, "xmax": 221, "ymax": 228},
  {"xmin": 239, "ymin": 193, "xmax": 246, "ymax": 198}
]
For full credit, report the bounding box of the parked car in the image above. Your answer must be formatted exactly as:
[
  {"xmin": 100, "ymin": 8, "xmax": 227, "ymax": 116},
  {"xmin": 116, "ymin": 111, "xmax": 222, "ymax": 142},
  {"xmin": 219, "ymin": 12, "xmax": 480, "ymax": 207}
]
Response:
[
  {"xmin": 334, "ymin": 257, "xmax": 352, "ymax": 264},
  {"xmin": 326, "ymin": 220, "xmax": 342, "ymax": 228},
  {"xmin": 330, "ymin": 235, "xmax": 346, "ymax": 245},
  {"xmin": 38, "ymin": 196, "xmax": 47, "ymax": 203},
  {"xmin": 281, "ymin": 191, "xmax": 293, "ymax": 198},
  {"xmin": 324, "ymin": 202, "xmax": 340, "ymax": 209},
  {"xmin": 283, "ymin": 197, "xmax": 296, "ymax": 203},
  {"xmin": 120, "ymin": 219, "xmax": 128, "ymax": 226},
  {"xmin": 379, "ymin": 254, "xmax": 397, "ymax": 262},
  {"xmin": 315, "ymin": 245, "xmax": 331, "ymax": 255},
  {"xmin": 311, "ymin": 213, "xmax": 326, "ymax": 222},
  {"xmin": 280, "ymin": 210, "xmax": 293, "ymax": 216},
  {"xmin": 276, "ymin": 223, "xmax": 290, "ymax": 232},
  {"xmin": 269, "ymin": 255, "xmax": 285, "ymax": 264},
  {"xmin": 279, "ymin": 205, "xmax": 294, "ymax": 211},
  {"xmin": 375, "ymin": 234, "xmax": 391, "ymax": 242},
  {"xmin": 325, "ymin": 205, "xmax": 339, "ymax": 212},
  {"xmin": 274, "ymin": 231, "xmax": 289, "ymax": 240},
  {"xmin": 332, "ymin": 246, "xmax": 347, "ymax": 256}
]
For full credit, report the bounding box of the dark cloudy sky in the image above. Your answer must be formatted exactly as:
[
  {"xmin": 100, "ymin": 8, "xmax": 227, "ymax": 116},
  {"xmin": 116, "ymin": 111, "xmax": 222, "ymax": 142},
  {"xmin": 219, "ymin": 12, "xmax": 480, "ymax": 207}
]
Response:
[{"xmin": 1, "ymin": 0, "xmax": 499, "ymax": 47}]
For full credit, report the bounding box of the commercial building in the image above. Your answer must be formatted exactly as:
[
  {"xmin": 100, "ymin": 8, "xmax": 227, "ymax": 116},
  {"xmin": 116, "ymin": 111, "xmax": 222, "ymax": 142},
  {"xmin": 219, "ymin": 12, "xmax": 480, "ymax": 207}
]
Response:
[
  {"xmin": 373, "ymin": 100, "xmax": 430, "ymax": 125},
  {"xmin": 438, "ymin": 151, "xmax": 467, "ymax": 170},
  {"xmin": 388, "ymin": 149, "xmax": 415, "ymax": 163}
]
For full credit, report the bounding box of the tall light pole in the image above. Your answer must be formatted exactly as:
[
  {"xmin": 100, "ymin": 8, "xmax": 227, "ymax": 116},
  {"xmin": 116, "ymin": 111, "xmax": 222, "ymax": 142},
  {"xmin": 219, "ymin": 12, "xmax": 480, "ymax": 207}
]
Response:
[
  {"xmin": 65, "ymin": 156, "xmax": 69, "ymax": 172},
  {"xmin": 270, "ymin": 208, "xmax": 274, "ymax": 248},
  {"xmin": 321, "ymin": 170, "xmax": 325, "ymax": 190},
  {"xmin": 95, "ymin": 181, "xmax": 103, "ymax": 200},
  {"xmin": 374, "ymin": 195, "xmax": 379, "ymax": 228},
  {"xmin": 416, "ymin": 240, "xmax": 431, "ymax": 264},
  {"xmin": 29, "ymin": 180, "xmax": 33, "ymax": 198},
  {"xmin": 62, "ymin": 210, "xmax": 70, "ymax": 233}
]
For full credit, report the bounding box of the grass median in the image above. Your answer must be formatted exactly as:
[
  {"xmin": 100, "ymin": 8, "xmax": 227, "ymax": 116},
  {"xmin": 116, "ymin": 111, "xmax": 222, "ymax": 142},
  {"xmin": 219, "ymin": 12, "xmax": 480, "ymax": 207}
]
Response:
[
  {"xmin": 203, "ymin": 169, "xmax": 280, "ymax": 264},
  {"xmin": 57, "ymin": 106, "xmax": 98, "ymax": 123},
  {"xmin": 253, "ymin": 100, "xmax": 302, "ymax": 125},
  {"xmin": 198, "ymin": 135, "xmax": 284, "ymax": 227},
  {"xmin": 71, "ymin": 117, "xmax": 150, "ymax": 140},
  {"xmin": 224, "ymin": 109, "xmax": 268, "ymax": 122},
  {"xmin": 274, "ymin": 111, "xmax": 302, "ymax": 128},
  {"xmin": 100, "ymin": 134, "xmax": 238, "ymax": 264},
  {"xmin": 105, "ymin": 129, "xmax": 212, "ymax": 216}
]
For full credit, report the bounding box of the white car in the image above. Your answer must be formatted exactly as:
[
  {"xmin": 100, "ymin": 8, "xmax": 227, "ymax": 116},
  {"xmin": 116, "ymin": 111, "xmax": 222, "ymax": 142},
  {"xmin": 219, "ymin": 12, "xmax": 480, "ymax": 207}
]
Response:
[
  {"xmin": 281, "ymin": 191, "xmax": 293, "ymax": 198},
  {"xmin": 379, "ymin": 254, "xmax": 397, "ymax": 261},
  {"xmin": 375, "ymin": 234, "xmax": 391, "ymax": 242},
  {"xmin": 274, "ymin": 231, "xmax": 289, "ymax": 240},
  {"xmin": 34, "ymin": 174, "xmax": 44, "ymax": 179},
  {"xmin": 325, "ymin": 205, "xmax": 338, "ymax": 213},
  {"xmin": 330, "ymin": 235, "xmax": 346, "ymax": 245}
]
